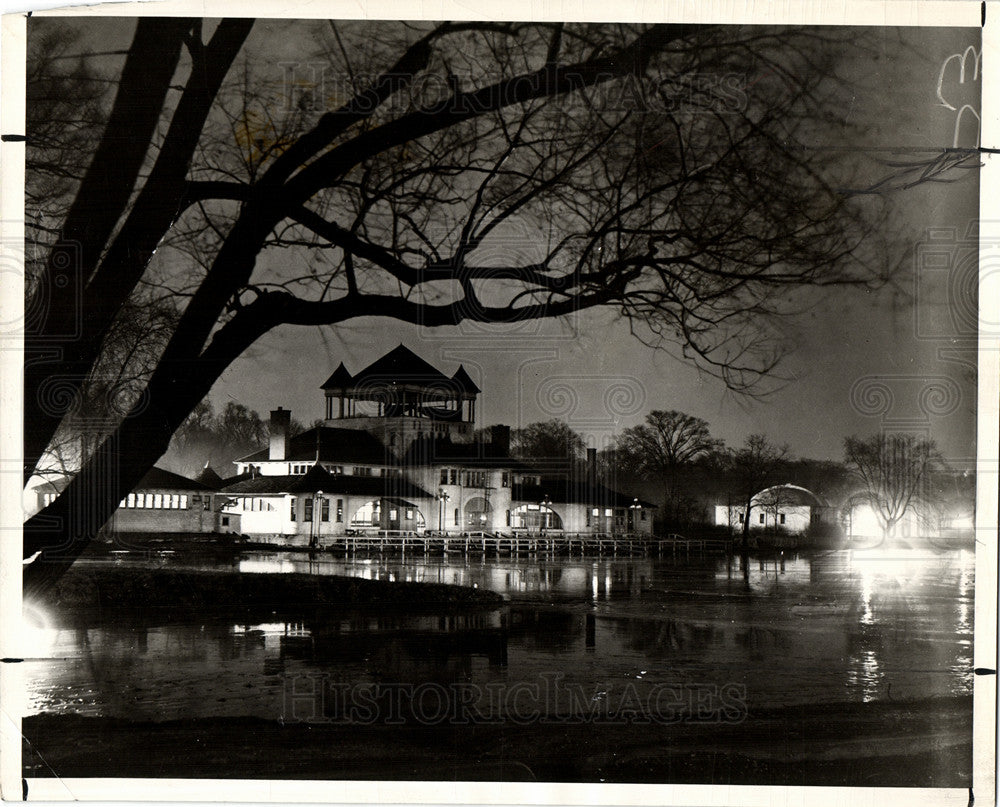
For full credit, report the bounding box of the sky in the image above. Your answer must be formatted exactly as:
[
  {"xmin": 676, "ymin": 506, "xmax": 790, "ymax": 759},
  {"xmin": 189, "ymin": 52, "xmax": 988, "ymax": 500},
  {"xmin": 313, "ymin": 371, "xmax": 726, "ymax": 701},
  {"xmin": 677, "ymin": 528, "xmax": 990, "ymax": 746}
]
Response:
[
  {"xmin": 204, "ymin": 23, "xmax": 981, "ymax": 465},
  {"xmin": 29, "ymin": 19, "xmax": 983, "ymax": 465}
]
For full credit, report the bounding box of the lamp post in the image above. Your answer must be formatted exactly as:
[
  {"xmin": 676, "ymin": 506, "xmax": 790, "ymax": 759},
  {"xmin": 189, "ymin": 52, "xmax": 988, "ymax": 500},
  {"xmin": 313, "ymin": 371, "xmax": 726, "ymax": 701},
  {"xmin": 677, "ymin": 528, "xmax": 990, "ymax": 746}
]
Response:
[
  {"xmin": 309, "ymin": 489, "xmax": 323, "ymax": 549},
  {"xmin": 629, "ymin": 497, "xmax": 641, "ymax": 534},
  {"xmin": 437, "ymin": 489, "xmax": 450, "ymax": 534}
]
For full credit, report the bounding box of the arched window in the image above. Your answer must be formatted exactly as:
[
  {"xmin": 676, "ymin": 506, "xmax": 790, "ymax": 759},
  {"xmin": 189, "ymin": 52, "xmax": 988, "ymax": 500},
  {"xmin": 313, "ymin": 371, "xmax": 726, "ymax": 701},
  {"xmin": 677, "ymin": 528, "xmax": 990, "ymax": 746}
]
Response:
[{"xmin": 464, "ymin": 496, "xmax": 493, "ymax": 527}]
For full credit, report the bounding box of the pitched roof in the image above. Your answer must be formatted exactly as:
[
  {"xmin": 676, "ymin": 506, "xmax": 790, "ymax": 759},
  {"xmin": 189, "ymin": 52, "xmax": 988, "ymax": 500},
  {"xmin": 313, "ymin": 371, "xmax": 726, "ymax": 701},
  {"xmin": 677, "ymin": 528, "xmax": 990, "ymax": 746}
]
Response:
[
  {"xmin": 237, "ymin": 426, "xmax": 394, "ymax": 466},
  {"xmin": 451, "ymin": 364, "xmax": 481, "ymax": 394},
  {"xmin": 320, "ymin": 362, "xmax": 354, "ymax": 390},
  {"xmin": 511, "ymin": 481, "xmax": 656, "ymax": 509},
  {"xmin": 135, "ymin": 466, "xmax": 214, "ymax": 492},
  {"xmin": 221, "ymin": 468, "xmax": 433, "ymax": 500},
  {"xmin": 195, "ymin": 463, "xmax": 224, "ymax": 490}
]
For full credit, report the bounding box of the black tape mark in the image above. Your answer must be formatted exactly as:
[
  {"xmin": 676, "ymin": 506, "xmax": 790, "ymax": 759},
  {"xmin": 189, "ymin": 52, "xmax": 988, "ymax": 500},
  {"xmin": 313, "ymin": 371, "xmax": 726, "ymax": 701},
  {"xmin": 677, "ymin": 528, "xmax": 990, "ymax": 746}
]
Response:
[{"xmin": 1, "ymin": 134, "xmax": 26, "ymax": 142}]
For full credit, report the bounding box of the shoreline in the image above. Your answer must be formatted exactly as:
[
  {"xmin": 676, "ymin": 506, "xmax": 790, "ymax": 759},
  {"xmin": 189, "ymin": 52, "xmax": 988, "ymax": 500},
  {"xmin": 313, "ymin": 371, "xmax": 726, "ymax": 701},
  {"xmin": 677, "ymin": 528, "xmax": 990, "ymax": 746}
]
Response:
[
  {"xmin": 33, "ymin": 564, "xmax": 506, "ymax": 613},
  {"xmin": 23, "ymin": 694, "xmax": 973, "ymax": 786}
]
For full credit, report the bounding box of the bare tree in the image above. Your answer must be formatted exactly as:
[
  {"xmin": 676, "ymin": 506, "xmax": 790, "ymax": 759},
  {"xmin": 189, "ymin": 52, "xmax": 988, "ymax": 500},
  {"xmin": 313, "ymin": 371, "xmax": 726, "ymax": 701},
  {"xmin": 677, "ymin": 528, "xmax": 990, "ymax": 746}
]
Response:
[
  {"xmin": 512, "ymin": 419, "xmax": 587, "ymax": 462},
  {"xmin": 843, "ymin": 433, "xmax": 941, "ymax": 540},
  {"xmin": 611, "ymin": 410, "xmax": 721, "ymax": 528},
  {"xmin": 729, "ymin": 434, "xmax": 788, "ymax": 572},
  {"xmin": 23, "ymin": 20, "xmax": 916, "ymax": 594}
]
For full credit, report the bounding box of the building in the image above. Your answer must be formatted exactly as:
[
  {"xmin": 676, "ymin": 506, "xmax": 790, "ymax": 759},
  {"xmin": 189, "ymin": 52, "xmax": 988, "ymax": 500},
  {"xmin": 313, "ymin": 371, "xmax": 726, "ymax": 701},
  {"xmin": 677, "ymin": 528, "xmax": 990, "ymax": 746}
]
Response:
[
  {"xmin": 219, "ymin": 345, "xmax": 655, "ymax": 547},
  {"xmin": 35, "ymin": 465, "xmax": 242, "ymax": 537},
  {"xmin": 714, "ymin": 484, "xmax": 830, "ymax": 536}
]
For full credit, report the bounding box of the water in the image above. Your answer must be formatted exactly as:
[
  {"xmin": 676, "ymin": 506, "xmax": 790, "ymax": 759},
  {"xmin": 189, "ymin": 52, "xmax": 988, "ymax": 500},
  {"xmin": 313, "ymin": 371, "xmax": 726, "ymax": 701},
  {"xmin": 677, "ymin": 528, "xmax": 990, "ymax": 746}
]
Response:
[{"xmin": 21, "ymin": 547, "xmax": 975, "ymax": 724}]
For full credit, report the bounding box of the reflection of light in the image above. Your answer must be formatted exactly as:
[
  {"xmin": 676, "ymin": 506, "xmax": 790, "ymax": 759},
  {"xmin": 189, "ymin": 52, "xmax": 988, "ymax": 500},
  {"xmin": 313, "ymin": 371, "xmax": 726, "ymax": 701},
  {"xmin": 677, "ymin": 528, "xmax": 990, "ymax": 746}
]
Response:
[{"xmin": 849, "ymin": 504, "xmax": 882, "ymax": 538}]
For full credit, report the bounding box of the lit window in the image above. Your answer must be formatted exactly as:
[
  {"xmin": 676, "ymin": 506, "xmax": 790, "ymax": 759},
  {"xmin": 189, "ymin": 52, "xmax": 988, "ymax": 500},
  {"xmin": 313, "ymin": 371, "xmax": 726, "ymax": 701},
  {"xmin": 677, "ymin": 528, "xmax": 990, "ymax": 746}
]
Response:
[
  {"xmin": 604, "ymin": 508, "xmax": 612, "ymax": 517},
  {"xmin": 154, "ymin": 494, "xmax": 163, "ymax": 509},
  {"xmin": 389, "ymin": 509, "xmax": 398, "ymax": 521},
  {"xmin": 405, "ymin": 509, "xmax": 413, "ymax": 520},
  {"xmin": 336, "ymin": 499, "xmax": 343, "ymax": 523},
  {"xmin": 180, "ymin": 495, "xmax": 188, "ymax": 509},
  {"xmin": 127, "ymin": 493, "xmax": 135, "ymax": 508}
]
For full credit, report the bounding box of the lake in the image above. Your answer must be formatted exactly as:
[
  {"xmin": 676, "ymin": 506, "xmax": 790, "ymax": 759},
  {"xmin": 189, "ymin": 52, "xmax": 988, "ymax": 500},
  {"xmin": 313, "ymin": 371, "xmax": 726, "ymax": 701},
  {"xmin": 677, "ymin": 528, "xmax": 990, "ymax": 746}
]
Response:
[{"xmin": 19, "ymin": 546, "xmax": 975, "ymax": 785}]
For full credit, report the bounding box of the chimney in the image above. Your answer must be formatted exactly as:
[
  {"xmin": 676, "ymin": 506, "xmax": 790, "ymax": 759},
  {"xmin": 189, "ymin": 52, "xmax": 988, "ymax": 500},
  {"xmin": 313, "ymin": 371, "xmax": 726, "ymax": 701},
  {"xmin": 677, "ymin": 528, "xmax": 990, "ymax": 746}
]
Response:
[
  {"xmin": 490, "ymin": 425, "xmax": 511, "ymax": 457},
  {"xmin": 269, "ymin": 407, "xmax": 291, "ymax": 461}
]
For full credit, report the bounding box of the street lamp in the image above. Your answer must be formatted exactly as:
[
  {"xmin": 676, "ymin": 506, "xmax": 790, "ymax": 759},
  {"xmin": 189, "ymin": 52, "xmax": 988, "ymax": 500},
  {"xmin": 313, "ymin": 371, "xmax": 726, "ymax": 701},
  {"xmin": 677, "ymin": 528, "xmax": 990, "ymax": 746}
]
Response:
[
  {"xmin": 629, "ymin": 497, "xmax": 642, "ymax": 534},
  {"xmin": 437, "ymin": 489, "xmax": 450, "ymax": 534},
  {"xmin": 308, "ymin": 489, "xmax": 324, "ymax": 549},
  {"xmin": 540, "ymin": 495, "xmax": 551, "ymax": 535}
]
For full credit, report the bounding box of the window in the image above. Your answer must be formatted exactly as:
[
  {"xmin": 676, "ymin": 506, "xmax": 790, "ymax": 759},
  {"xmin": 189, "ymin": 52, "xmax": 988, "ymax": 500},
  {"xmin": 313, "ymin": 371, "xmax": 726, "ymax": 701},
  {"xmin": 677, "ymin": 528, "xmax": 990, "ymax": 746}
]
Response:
[
  {"xmin": 506, "ymin": 510, "xmax": 511, "ymax": 527},
  {"xmin": 221, "ymin": 516, "xmax": 230, "ymax": 527},
  {"xmin": 354, "ymin": 466, "xmax": 373, "ymax": 477},
  {"xmin": 501, "ymin": 472, "xmax": 510, "ymax": 488},
  {"xmin": 759, "ymin": 513, "xmax": 765, "ymax": 524},
  {"xmin": 779, "ymin": 513, "xmax": 786, "ymax": 525},
  {"xmin": 171, "ymin": 494, "xmax": 180, "ymax": 509},
  {"xmin": 586, "ymin": 510, "xmax": 591, "ymax": 527},
  {"xmin": 127, "ymin": 493, "xmax": 135, "ymax": 508},
  {"xmin": 336, "ymin": 499, "xmax": 343, "ymax": 522},
  {"xmin": 290, "ymin": 500, "xmax": 297, "ymax": 521},
  {"xmin": 405, "ymin": 509, "xmax": 414, "ymax": 520},
  {"xmin": 203, "ymin": 497, "xmax": 211, "ymax": 511},
  {"xmin": 449, "ymin": 469, "xmax": 458, "ymax": 485},
  {"xmin": 737, "ymin": 511, "xmax": 744, "ymax": 522},
  {"xmin": 389, "ymin": 509, "xmax": 398, "ymax": 521},
  {"xmin": 304, "ymin": 498, "xmax": 314, "ymax": 521},
  {"xmin": 153, "ymin": 494, "xmax": 163, "ymax": 509},
  {"xmin": 440, "ymin": 469, "xmax": 448, "ymax": 485},
  {"xmin": 454, "ymin": 508, "xmax": 460, "ymax": 525},
  {"xmin": 180, "ymin": 495, "xmax": 188, "ymax": 509},
  {"xmin": 321, "ymin": 498, "xmax": 330, "ymax": 522},
  {"xmin": 604, "ymin": 508, "xmax": 612, "ymax": 518},
  {"xmin": 641, "ymin": 510, "xmax": 647, "ymax": 521}
]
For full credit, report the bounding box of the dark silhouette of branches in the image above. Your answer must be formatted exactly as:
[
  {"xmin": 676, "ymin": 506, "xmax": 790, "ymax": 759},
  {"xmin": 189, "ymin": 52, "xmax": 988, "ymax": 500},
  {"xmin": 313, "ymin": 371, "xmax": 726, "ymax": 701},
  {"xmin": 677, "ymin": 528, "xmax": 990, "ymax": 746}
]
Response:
[{"xmin": 23, "ymin": 20, "xmax": 920, "ymax": 594}]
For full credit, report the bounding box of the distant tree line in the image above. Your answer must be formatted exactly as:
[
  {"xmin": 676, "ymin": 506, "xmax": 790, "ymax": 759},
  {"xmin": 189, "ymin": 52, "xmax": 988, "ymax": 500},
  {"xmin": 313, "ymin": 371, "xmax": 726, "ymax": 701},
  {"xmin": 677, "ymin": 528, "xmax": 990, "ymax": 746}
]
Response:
[{"xmin": 504, "ymin": 413, "xmax": 967, "ymax": 543}]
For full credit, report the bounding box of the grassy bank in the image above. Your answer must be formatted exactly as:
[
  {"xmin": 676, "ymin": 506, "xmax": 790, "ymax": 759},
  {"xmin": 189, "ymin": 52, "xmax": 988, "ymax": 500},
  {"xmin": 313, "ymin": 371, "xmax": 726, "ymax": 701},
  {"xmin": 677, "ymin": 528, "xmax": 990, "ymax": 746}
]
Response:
[
  {"xmin": 22, "ymin": 695, "xmax": 972, "ymax": 786},
  {"xmin": 38, "ymin": 565, "xmax": 505, "ymax": 612}
]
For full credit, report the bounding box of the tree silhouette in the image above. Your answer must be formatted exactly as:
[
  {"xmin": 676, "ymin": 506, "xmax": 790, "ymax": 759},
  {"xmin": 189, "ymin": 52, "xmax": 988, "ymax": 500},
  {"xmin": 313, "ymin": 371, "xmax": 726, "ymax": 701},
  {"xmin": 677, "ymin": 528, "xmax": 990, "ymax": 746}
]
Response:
[
  {"xmin": 23, "ymin": 20, "xmax": 909, "ymax": 593},
  {"xmin": 843, "ymin": 432, "xmax": 941, "ymax": 540},
  {"xmin": 611, "ymin": 410, "xmax": 721, "ymax": 528}
]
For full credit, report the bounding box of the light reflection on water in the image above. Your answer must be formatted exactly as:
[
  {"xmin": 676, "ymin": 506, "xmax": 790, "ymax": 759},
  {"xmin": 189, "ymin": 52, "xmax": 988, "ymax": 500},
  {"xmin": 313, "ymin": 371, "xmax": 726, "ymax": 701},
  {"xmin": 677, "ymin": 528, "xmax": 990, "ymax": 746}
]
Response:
[{"xmin": 23, "ymin": 548, "xmax": 974, "ymax": 722}]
